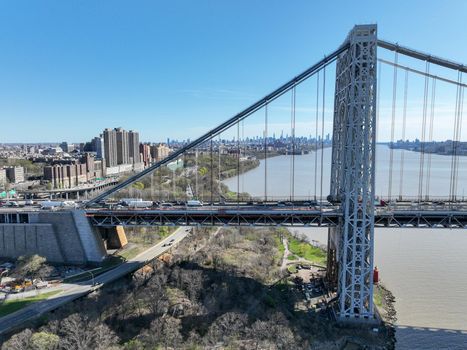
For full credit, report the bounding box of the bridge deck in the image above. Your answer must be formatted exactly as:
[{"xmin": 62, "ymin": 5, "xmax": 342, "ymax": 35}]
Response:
[{"xmin": 86, "ymin": 206, "xmax": 467, "ymax": 229}]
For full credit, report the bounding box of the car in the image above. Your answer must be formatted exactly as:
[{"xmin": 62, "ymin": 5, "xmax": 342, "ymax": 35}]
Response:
[
  {"xmin": 25, "ymin": 199, "xmax": 35, "ymax": 206},
  {"xmin": 170, "ymin": 238, "xmax": 175, "ymax": 242}
]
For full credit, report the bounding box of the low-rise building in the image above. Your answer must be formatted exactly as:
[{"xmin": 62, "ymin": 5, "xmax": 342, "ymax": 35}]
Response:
[
  {"xmin": 43, "ymin": 153, "xmax": 106, "ymax": 189},
  {"xmin": 5, "ymin": 166, "xmax": 25, "ymax": 183},
  {"xmin": 150, "ymin": 143, "xmax": 170, "ymax": 163},
  {"xmin": 0, "ymin": 168, "xmax": 6, "ymax": 186}
]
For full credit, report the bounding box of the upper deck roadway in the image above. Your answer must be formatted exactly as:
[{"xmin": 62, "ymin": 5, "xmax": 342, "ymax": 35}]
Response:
[
  {"xmin": 84, "ymin": 201, "xmax": 467, "ymax": 229},
  {"xmin": 2, "ymin": 201, "xmax": 466, "ymax": 228}
]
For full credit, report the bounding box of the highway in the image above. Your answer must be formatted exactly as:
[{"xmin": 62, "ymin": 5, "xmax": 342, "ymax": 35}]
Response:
[{"xmin": 0, "ymin": 226, "xmax": 190, "ymax": 336}]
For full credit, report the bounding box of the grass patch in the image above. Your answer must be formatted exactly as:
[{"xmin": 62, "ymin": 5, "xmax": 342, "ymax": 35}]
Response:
[
  {"xmin": 63, "ymin": 256, "xmax": 124, "ymax": 283},
  {"xmin": 287, "ymin": 265, "xmax": 298, "ymax": 274},
  {"xmin": 288, "ymin": 235, "xmax": 326, "ymax": 265},
  {"xmin": 274, "ymin": 235, "xmax": 285, "ymax": 255},
  {"xmin": 0, "ymin": 290, "xmax": 62, "ymax": 317},
  {"xmin": 118, "ymin": 246, "xmax": 143, "ymax": 260},
  {"xmin": 287, "ymin": 254, "xmax": 298, "ymax": 261},
  {"xmin": 373, "ymin": 285, "xmax": 383, "ymax": 308}
]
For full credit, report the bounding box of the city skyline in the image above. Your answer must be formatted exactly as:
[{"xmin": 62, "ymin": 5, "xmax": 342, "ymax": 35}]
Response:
[{"xmin": 0, "ymin": 1, "xmax": 466, "ymax": 142}]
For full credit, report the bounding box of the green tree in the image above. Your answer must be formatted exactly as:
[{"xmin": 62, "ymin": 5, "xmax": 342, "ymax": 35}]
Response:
[
  {"xmin": 14, "ymin": 255, "xmax": 48, "ymax": 280},
  {"xmin": 30, "ymin": 332, "xmax": 60, "ymax": 350},
  {"xmin": 132, "ymin": 182, "xmax": 145, "ymax": 190}
]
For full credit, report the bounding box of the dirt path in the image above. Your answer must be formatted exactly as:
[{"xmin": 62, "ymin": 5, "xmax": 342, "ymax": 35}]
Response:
[{"xmin": 280, "ymin": 236, "xmax": 290, "ymax": 272}]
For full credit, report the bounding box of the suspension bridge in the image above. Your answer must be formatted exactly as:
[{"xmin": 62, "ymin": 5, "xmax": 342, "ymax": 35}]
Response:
[{"xmin": 80, "ymin": 24, "xmax": 465, "ymax": 321}]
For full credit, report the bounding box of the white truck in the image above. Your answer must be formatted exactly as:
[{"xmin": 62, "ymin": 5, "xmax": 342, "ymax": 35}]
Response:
[
  {"xmin": 187, "ymin": 200, "xmax": 203, "ymax": 207},
  {"xmin": 40, "ymin": 201, "xmax": 64, "ymax": 209},
  {"xmin": 120, "ymin": 198, "xmax": 142, "ymax": 206},
  {"xmin": 127, "ymin": 200, "xmax": 153, "ymax": 209}
]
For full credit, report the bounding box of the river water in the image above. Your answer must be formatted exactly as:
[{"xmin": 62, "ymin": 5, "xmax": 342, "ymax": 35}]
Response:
[{"xmin": 224, "ymin": 145, "xmax": 467, "ymax": 349}]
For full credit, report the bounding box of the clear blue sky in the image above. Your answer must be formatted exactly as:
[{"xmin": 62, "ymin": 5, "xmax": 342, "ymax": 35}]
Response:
[{"xmin": 0, "ymin": 0, "xmax": 466, "ymax": 143}]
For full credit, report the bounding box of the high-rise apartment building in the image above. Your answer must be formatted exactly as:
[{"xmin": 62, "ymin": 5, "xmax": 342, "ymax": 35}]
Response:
[
  {"xmin": 140, "ymin": 143, "xmax": 151, "ymax": 166},
  {"xmin": 103, "ymin": 128, "xmax": 118, "ymax": 167},
  {"xmin": 115, "ymin": 128, "xmax": 129, "ymax": 165},
  {"xmin": 128, "ymin": 130, "xmax": 140, "ymax": 164},
  {"xmin": 92, "ymin": 136, "xmax": 105, "ymax": 160}
]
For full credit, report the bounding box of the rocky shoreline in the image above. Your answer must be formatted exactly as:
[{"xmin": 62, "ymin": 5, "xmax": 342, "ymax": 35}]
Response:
[{"xmin": 376, "ymin": 283, "xmax": 397, "ymax": 349}]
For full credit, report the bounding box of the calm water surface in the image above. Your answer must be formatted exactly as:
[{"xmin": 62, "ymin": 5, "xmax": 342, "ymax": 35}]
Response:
[{"xmin": 224, "ymin": 145, "xmax": 467, "ymax": 349}]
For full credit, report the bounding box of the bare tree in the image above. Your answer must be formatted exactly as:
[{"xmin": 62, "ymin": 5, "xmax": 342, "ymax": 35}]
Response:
[
  {"xmin": 58, "ymin": 314, "xmax": 118, "ymax": 350},
  {"xmin": 1, "ymin": 329, "xmax": 33, "ymax": 350},
  {"xmin": 139, "ymin": 316, "xmax": 182, "ymax": 350}
]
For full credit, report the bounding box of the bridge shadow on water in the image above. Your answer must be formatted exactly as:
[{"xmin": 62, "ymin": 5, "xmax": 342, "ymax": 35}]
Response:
[{"xmin": 395, "ymin": 324, "xmax": 467, "ymax": 350}]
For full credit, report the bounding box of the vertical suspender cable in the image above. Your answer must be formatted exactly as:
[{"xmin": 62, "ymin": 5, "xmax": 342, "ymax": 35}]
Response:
[
  {"xmin": 453, "ymin": 73, "xmax": 464, "ymax": 200},
  {"xmin": 399, "ymin": 69, "xmax": 409, "ymax": 200},
  {"xmin": 418, "ymin": 61, "xmax": 430, "ymax": 202},
  {"xmin": 241, "ymin": 120, "xmax": 245, "ymax": 197},
  {"xmin": 460, "ymin": 81, "xmax": 465, "ymax": 198},
  {"xmin": 291, "ymin": 86, "xmax": 296, "ymax": 201},
  {"xmin": 320, "ymin": 66, "xmax": 326, "ymax": 202},
  {"xmin": 159, "ymin": 165, "xmax": 162, "ymax": 202},
  {"xmin": 425, "ymin": 78, "xmax": 436, "ymax": 199},
  {"xmin": 195, "ymin": 147, "xmax": 199, "ymax": 199},
  {"xmin": 237, "ymin": 122, "xmax": 240, "ymax": 204},
  {"xmin": 388, "ymin": 52, "xmax": 398, "ymax": 200},
  {"xmin": 183, "ymin": 151, "xmax": 187, "ymax": 202},
  {"xmin": 150, "ymin": 171, "xmax": 154, "ymax": 200},
  {"xmin": 210, "ymin": 139, "xmax": 213, "ymax": 205},
  {"xmin": 376, "ymin": 62, "xmax": 382, "ymax": 144},
  {"xmin": 218, "ymin": 135, "xmax": 221, "ymax": 202},
  {"xmin": 314, "ymin": 72, "xmax": 320, "ymax": 200},
  {"xmin": 450, "ymin": 72, "xmax": 462, "ymax": 201},
  {"xmin": 264, "ymin": 104, "xmax": 268, "ymax": 201}
]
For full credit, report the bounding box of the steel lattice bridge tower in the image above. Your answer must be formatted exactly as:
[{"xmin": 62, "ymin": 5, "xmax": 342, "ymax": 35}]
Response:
[{"xmin": 83, "ymin": 24, "xmax": 467, "ymax": 322}]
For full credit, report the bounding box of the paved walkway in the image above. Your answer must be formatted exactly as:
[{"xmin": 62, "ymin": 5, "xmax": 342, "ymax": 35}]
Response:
[
  {"xmin": 0, "ymin": 227, "xmax": 190, "ymax": 336},
  {"xmin": 280, "ymin": 236, "xmax": 290, "ymax": 272}
]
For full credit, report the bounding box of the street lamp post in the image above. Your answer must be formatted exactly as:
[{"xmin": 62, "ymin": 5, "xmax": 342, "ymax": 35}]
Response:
[{"xmin": 85, "ymin": 270, "xmax": 95, "ymax": 286}]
